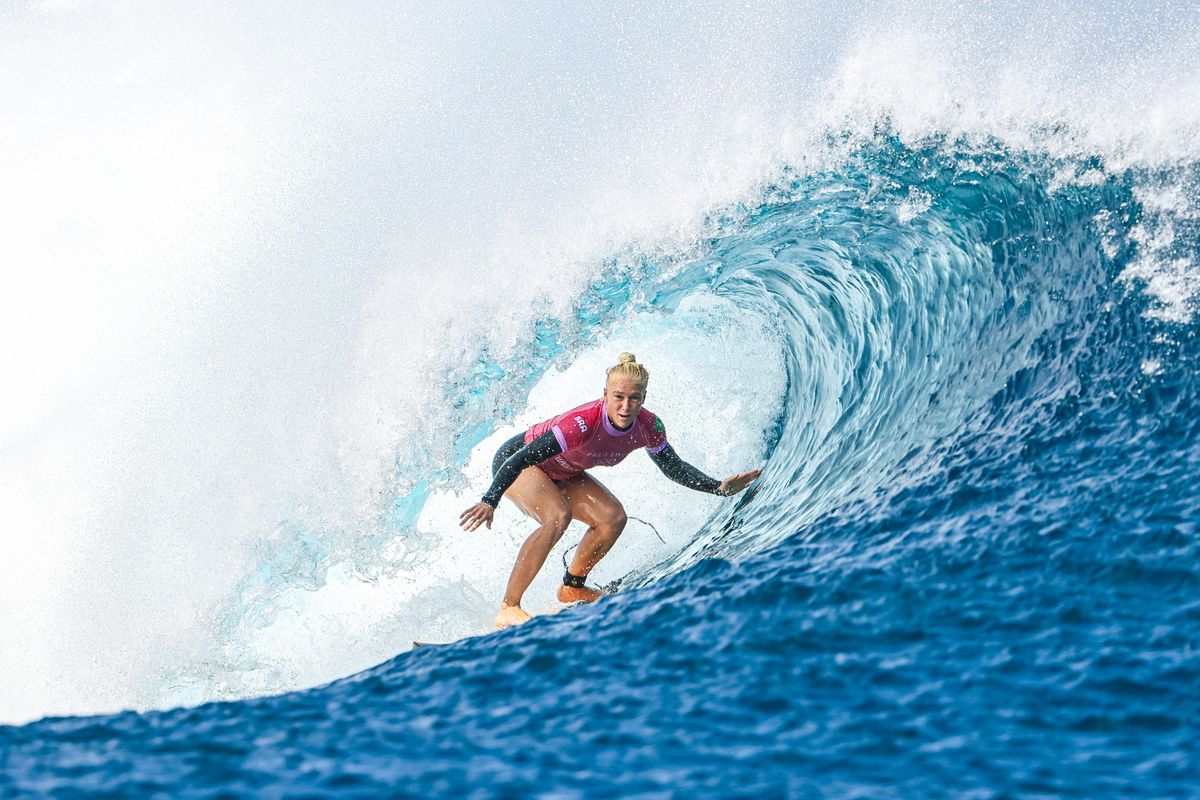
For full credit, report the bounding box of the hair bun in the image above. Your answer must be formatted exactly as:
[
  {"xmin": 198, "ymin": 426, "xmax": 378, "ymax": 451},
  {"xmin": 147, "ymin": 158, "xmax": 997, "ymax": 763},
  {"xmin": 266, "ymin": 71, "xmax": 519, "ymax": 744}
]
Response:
[{"xmin": 606, "ymin": 352, "xmax": 650, "ymax": 385}]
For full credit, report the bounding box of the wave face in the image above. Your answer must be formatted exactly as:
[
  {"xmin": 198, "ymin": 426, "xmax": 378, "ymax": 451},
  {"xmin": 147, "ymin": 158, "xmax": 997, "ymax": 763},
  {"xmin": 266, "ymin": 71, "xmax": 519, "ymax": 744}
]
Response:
[
  {"xmin": 8, "ymin": 133, "xmax": 1200, "ymax": 795},
  {"xmin": 4, "ymin": 2, "xmax": 1200, "ymax": 797}
]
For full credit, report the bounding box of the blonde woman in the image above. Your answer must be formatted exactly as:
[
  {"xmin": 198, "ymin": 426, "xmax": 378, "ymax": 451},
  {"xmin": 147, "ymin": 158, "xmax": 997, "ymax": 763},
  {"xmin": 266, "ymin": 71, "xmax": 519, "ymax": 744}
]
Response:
[{"xmin": 460, "ymin": 353, "xmax": 762, "ymax": 629}]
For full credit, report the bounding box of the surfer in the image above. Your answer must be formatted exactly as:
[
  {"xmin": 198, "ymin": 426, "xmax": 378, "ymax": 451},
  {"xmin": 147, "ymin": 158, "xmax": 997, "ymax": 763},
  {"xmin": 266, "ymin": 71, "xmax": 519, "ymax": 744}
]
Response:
[{"xmin": 459, "ymin": 353, "xmax": 762, "ymax": 629}]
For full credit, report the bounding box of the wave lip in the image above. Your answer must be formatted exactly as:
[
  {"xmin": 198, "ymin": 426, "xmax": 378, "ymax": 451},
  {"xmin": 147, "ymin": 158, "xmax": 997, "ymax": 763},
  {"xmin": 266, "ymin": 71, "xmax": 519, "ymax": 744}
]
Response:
[{"xmin": 657, "ymin": 138, "xmax": 1141, "ymax": 571}]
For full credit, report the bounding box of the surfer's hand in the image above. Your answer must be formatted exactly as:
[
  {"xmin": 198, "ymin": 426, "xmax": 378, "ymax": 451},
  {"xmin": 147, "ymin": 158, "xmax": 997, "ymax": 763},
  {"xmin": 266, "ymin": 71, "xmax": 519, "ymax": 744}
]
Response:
[
  {"xmin": 460, "ymin": 502, "xmax": 494, "ymax": 531},
  {"xmin": 718, "ymin": 468, "xmax": 761, "ymax": 497}
]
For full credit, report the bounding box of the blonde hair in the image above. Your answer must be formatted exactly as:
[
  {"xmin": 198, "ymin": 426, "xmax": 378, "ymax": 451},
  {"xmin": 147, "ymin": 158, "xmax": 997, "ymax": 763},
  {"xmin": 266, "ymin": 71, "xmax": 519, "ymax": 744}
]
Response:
[{"xmin": 606, "ymin": 352, "xmax": 649, "ymax": 386}]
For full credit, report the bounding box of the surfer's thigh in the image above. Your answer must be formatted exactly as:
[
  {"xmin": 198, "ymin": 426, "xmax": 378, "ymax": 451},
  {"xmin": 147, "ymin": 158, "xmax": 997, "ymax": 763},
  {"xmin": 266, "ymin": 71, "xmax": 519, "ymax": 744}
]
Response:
[
  {"xmin": 558, "ymin": 472, "xmax": 626, "ymax": 530},
  {"xmin": 504, "ymin": 466, "xmax": 571, "ymax": 526}
]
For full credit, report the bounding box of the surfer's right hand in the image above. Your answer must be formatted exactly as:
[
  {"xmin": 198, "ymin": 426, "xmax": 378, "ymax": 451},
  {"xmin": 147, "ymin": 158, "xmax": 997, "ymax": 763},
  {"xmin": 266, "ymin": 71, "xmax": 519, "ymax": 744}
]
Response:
[{"xmin": 459, "ymin": 501, "xmax": 494, "ymax": 531}]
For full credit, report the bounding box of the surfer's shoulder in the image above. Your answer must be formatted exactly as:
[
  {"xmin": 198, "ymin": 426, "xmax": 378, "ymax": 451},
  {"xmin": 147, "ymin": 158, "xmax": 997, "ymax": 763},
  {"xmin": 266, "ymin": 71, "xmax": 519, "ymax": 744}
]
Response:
[
  {"xmin": 552, "ymin": 398, "xmax": 603, "ymax": 442},
  {"xmin": 637, "ymin": 406, "xmax": 662, "ymax": 427},
  {"xmin": 638, "ymin": 407, "xmax": 667, "ymax": 445}
]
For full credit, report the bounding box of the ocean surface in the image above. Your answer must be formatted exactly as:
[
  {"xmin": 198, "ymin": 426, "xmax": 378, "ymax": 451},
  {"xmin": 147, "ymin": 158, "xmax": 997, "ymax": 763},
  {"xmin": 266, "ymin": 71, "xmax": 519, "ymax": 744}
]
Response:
[{"xmin": 3, "ymin": 2, "xmax": 1200, "ymax": 797}]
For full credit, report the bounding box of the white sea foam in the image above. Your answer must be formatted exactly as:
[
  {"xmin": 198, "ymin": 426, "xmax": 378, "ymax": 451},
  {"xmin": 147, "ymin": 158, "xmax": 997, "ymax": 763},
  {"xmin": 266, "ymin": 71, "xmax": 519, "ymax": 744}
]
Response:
[{"xmin": 151, "ymin": 295, "xmax": 785, "ymax": 706}]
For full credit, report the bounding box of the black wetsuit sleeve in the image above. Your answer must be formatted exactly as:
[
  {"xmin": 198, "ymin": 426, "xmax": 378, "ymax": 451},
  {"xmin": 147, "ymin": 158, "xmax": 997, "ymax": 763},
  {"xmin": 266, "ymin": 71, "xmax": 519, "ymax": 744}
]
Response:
[
  {"xmin": 647, "ymin": 443, "xmax": 724, "ymax": 495},
  {"xmin": 481, "ymin": 430, "xmax": 564, "ymax": 508}
]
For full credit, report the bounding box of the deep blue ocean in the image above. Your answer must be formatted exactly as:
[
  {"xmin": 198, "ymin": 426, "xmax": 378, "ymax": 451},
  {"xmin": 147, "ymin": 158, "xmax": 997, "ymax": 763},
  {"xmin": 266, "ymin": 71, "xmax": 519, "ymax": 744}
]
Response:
[
  {"xmin": 6, "ymin": 133, "xmax": 1200, "ymax": 797},
  {"xmin": 4, "ymin": 3, "xmax": 1200, "ymax": 798}
]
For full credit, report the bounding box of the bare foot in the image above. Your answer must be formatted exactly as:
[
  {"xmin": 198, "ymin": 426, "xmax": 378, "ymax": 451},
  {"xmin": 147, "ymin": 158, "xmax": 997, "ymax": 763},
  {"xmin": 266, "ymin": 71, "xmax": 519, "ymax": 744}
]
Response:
[
  {"xmin": 556, "ymin": 583, "xmax": 605, "ymax": 604},
  {"xmin": 494, "ymin": 603, "xmax": 533, "ymax": 629}
]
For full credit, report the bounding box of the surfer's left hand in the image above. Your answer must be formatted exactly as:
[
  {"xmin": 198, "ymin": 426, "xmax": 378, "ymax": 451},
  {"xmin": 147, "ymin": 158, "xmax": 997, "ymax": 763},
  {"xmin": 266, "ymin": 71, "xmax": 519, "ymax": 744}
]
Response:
[{"xmin": 718, "ymin": 468, "xmax": 762, "ymax": 496}]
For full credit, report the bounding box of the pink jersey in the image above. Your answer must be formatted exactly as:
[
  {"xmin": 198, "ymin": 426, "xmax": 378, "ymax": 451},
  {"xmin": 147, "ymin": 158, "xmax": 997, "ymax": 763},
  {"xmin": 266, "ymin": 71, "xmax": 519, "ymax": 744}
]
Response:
[{"xmin": 524, "ymin": 398, "xmax": 669, "ymax": 481}]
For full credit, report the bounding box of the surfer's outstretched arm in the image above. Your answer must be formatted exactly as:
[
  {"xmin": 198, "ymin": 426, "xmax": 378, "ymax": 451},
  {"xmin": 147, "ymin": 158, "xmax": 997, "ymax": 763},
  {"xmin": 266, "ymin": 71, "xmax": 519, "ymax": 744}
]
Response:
[{"xmin": 648, "ymin": 444, "xmax": 761, "ymax": 497}]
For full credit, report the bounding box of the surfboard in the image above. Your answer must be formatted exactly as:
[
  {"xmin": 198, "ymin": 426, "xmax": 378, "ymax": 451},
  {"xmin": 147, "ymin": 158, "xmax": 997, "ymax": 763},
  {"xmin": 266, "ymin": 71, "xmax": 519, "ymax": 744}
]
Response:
[{"xmin": 412, "ymin": 578, "xmax": 628, "ymax": 650}]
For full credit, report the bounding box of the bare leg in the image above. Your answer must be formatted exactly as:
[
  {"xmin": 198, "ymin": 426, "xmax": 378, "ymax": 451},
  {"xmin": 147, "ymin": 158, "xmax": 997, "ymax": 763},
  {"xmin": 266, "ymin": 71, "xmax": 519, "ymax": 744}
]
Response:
[
  {"xmin": 556, "ymin": 472, "xmax": 627, "ymax": 603},
  {"xmin": 495, "ymin": 466, "xmax": 572, "ymax": 627},
  {"xmin": 503, "ymin": 510, "xmax": 572, "ymax": 606}
]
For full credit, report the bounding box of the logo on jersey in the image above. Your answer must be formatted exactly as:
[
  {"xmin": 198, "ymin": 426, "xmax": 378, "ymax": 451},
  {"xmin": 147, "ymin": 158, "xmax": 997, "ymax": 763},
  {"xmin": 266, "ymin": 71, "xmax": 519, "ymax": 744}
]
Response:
[
  {"xmin": 654, "ymin": 416, "xmax": 665, "ymax": 432},
  {"xmin": 574, "ymin": 415, "xmax": 588, "ymax": 432}
]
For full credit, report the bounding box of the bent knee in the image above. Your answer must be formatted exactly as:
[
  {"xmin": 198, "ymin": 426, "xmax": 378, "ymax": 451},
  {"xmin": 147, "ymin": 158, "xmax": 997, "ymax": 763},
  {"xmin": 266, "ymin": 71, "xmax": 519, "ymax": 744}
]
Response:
[
  {"xmin": 542, "ymin": 506, "xmax": 572, "ymax": 534},
  {"xmin": 605, "ymin": 508, "xmax": 628, "ymax": 534}
]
